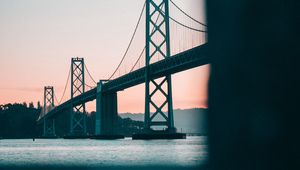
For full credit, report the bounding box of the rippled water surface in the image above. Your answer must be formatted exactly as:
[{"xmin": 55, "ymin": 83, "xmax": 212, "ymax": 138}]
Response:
[{"xmin": 0, "ymin": 136, "xmax": 208, "ymax": 169}]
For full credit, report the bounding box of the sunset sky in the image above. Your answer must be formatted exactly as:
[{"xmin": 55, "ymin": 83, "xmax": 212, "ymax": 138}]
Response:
[{"xmin": 0, "ymin": 0, "xmax": 208, "ymax": 113}]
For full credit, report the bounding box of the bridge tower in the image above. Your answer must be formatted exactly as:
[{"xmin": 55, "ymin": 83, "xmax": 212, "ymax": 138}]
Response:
[
  {"xmin": 70, "ymin": 57, "xmax": 87, "ymax": 136},
  {"xmin": 144, "ymin": 0, "xmax": 175, "ymax": 132},
  {"xmin": 43, "ymin": 86, "xmax": 56, "ymax": 137}
]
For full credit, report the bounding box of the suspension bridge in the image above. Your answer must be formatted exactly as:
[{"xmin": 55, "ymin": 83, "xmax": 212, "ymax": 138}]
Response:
[{"xmin": 37, "ymin": 0, "xmax": 209, "ymax": 139}]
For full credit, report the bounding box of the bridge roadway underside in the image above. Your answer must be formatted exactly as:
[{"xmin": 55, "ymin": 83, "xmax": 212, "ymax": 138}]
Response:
[{"xmin": 37, "ymin": 44, "xmax": 209, "ymax": 124}]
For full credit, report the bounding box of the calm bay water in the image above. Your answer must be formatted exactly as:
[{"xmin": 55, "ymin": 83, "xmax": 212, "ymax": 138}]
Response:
[{"xmin": 0, "ymin": 136, "xmax": 208, "ymax": 169}]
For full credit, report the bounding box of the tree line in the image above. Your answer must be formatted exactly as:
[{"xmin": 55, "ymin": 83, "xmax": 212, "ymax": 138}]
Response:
[{"xmin": 0, "ymin": 102, "xmax": 143, "ymax": 138}]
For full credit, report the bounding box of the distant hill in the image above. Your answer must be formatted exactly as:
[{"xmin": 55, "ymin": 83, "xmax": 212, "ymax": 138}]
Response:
[{"xmin": 120, "ymin": 108, "xmax": 208, "ymax": 134}]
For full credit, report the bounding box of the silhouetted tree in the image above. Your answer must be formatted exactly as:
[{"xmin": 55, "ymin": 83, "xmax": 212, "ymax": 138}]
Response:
[
  {"xmin": 0, "ymin": 102, "xmax": 39, "ymax": 138},
  {"xmin": 37, "ymin": 101, "xmax": 41, "ymax": 110},
  {"xmin": 22, "ymin": 102, "xmax": 27, "ymax": 108},
  {"xmin": 3, "ymin": 103, "xmax": 12, "ymax": 110},
  {"xmin": 29, "ymin": 102, "xmax": 34, "ymax": 108},
  {"xmin": 0, "ymin": 102, "xmax": 144, "ymax": 138}
]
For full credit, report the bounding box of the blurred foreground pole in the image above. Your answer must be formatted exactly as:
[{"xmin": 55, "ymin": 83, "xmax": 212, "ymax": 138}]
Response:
[{"xmin": 207, "ymin": 0, "xmax": 299, "ymax": 170}]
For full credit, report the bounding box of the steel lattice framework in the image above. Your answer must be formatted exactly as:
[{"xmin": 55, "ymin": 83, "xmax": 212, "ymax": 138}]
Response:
[
  {"xmin": 145, "ymin": 0, "xmax": 175, "ymax": 132},
  {"xmin": 70, "ymin": 57, "xmax": 87, "ymax": 135},
  {"xmin": 43, "ymin": 86, "xmax": 55, "ymax": 136}
]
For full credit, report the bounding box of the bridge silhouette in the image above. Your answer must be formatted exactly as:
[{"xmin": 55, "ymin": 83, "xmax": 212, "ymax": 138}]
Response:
[{"xmin": 37, "ymin": 0, "xmax": 208, "ymax": 139}]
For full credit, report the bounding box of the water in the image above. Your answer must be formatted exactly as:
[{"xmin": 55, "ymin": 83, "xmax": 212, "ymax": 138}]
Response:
[{"xmin": 0, "ymin": 136, "xmax": 208, "ymax": 170}]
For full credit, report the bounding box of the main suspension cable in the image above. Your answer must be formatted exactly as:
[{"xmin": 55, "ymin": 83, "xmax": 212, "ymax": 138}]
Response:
[
  {"xmin": 57, "ymin": 66, "xmax": 71, "ymax": 105},
  {"xmin": 84, "ymin": 63, "xmax": 97, "ymax": 85},
  {"xmin": 170, "ymin": 0, "xmax": 207, "ymax": 27},
  {"xmin": 54, "ymin": 94, "xmax": 60, "ymax": 105},
  {"xmin": 169, "ymin": 15, "xmax": 207, "ymax": 32},
  {"xmin": 129, "ymin": 47, "xmax": 145, "ymax": 72},
  {"xmin": 85, "ymin": 83, "xmax": 94, "ymax": 89},
  {"xmin": 108, "ymin": 1, "xmax": 146, "ymax": 80},
  {"xmin": 129, "ymin": 3, "xmax": 164, "ymax": 73}
]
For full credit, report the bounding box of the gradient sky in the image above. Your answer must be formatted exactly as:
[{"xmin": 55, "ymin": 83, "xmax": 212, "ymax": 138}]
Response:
[{"xmin": 0, "ymin": 0, "xmax": 208, "ymax": 113}]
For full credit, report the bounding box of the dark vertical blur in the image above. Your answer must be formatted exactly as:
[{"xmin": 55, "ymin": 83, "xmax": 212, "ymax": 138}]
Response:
[{"xmin": 207, "ymin": 0, "xmax": 299, "ymax": 170}]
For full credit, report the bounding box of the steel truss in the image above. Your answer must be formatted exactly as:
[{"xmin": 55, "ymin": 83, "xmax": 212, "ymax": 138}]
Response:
[
  {"xmin": 145, "ymin": 0, "xmax": 175, "ymax": 132},
  {"xmin": 70, "ymin": 57, "xmax": 87, "ymax": 135},
  {"xmin": 43, "ymin": 86, "xmax": 56, "ymax": 136}
]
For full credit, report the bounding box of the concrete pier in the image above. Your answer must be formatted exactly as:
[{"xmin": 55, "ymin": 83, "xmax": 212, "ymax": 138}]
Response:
[
  {"xmin": 132, "ymin": 129, "xmax": 186, "ymax": 140},
  {"xmin": 94, "ymin": 81, "xmax": 124, "ymax": 139}
]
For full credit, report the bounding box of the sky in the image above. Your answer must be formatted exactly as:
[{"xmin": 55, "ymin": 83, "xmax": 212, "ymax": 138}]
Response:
[{"xmin": 0, "ymin": 0, "xmax": 208, "ymax": 113}]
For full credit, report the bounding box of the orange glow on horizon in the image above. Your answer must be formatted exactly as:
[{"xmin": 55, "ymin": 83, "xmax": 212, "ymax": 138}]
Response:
[{"xmin": 0, "ymin": 65, "xmax": 209, "ymax": 113}]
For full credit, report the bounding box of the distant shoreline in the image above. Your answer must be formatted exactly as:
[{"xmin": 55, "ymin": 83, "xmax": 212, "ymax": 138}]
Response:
[{"xmin": 0, "ymin": 134, "xmax": 207, "ymax": 140}]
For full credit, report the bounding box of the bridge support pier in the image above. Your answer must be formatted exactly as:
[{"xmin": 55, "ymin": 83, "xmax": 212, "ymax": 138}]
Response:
[
  {"xmin": 43, "ymin": 118, "xmax": 56, "ymax": 138},
  {"xmin": 93, "ymin": 80, "xmax": 123, "ymax": 139}
]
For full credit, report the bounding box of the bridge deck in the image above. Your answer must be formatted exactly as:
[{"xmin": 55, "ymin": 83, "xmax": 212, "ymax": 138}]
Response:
[{"xmin": 37, "ymin": 44, "xmax": 209, "ymax": 124}]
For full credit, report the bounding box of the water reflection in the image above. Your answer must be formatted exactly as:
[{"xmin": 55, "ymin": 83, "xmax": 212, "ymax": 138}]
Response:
[{"xmin": 0, "ymin": 136, "xmax": 208, "ymax": 169}]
